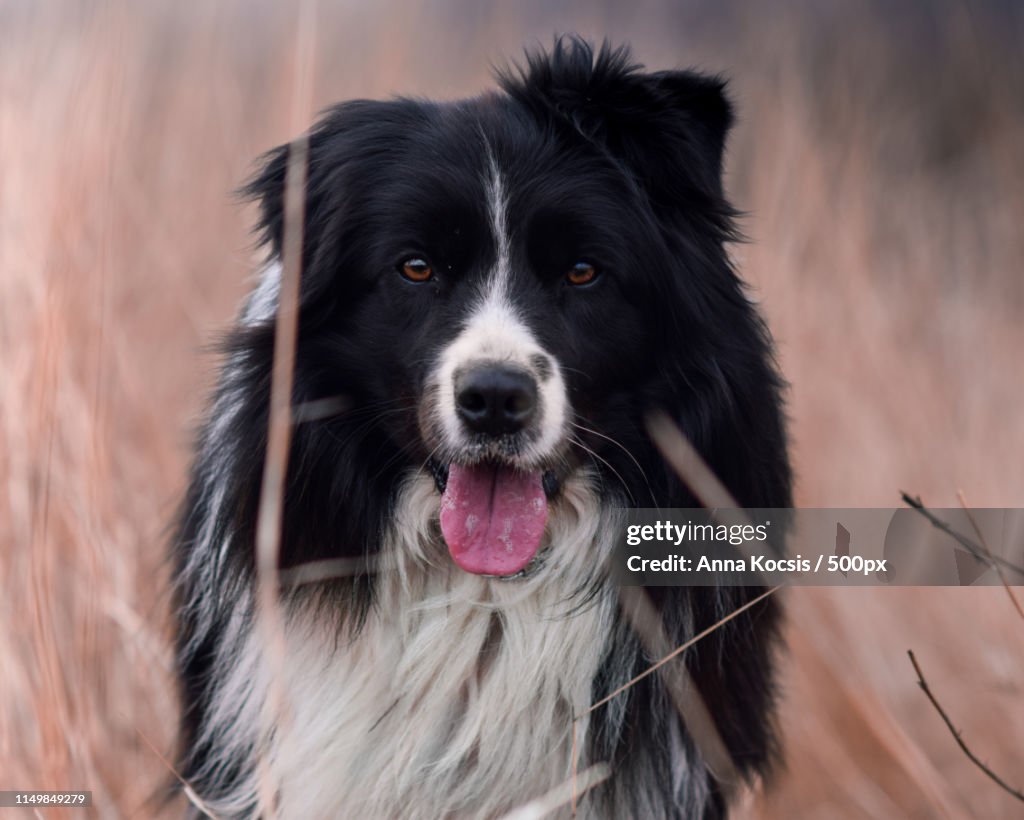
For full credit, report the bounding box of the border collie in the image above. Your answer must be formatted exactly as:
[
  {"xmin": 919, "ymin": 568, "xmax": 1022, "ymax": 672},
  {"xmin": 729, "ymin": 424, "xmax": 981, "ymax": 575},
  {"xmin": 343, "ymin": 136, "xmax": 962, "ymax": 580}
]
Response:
[{"xmin": 173, "ymin": 38, "xmax": 791, "ymax": 819}]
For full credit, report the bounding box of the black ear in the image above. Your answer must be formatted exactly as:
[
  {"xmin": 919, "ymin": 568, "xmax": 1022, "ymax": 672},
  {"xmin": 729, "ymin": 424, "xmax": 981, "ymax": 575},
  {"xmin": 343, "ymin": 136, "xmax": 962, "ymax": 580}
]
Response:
[
  {"xmin": 499, "ymin": 37, "xmax": 734, "ymax": 214},
  {"xmin": 240, "ymin": 98, "xmax": 422, "ymax": 269},
  {"xmin": 237, "ymin": 115, "xmax": 354, "ymax": 310},
  {"xmin": 238, "ymin": 100, "xmax": 376, "ymax": 260},
  {"xmin": 240, "ymin": 99, "xmax": 405, "ymax": 278},
  {"xmin": 239, "ymin": 140, "xmax": 293, "ymax": 258}
]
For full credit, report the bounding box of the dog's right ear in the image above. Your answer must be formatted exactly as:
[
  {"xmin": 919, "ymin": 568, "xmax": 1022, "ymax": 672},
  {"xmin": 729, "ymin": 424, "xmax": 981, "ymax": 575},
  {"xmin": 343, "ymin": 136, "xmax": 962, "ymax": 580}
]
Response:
[
  {"xmin": 240, "ymin": 139, "xmax": 295, "ymax": 259},
  {"xmin": 239, "ymin": 100, "xmax": 392, "ymax": 265},
  {"xmin": 238, "ymin": 107, "xmax": 372, "ymax": 316},
  {"xmin": 241, "ymin": 121, "xmax": 345, "ymax": 263}
]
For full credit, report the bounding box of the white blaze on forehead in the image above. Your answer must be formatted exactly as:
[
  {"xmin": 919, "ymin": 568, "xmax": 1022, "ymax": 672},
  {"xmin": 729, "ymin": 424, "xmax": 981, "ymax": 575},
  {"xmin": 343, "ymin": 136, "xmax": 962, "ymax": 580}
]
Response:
[{"xmin": 485, "ymin": 152, "xmax": 512, "ymax": 299}]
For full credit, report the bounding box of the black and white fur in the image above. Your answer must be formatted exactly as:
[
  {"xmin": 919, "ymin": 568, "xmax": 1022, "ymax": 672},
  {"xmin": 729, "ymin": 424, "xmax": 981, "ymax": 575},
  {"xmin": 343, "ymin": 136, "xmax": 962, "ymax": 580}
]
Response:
[{"xmin": 173, "ymin": 38, "xmax": 792, "ymax": 819}]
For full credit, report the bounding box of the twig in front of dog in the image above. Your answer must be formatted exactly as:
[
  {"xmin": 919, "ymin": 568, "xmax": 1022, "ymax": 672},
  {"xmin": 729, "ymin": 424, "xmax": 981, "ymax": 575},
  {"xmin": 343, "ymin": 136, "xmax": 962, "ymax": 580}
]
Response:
[
  {"xmin": 278, "ymin": 555, "xmax": 381, "ymax": 587},
  {"xmin": 901, "ymin": 492, "xmax": 1024, "ymax": 578},
  {"xmin": 618, "ymin": 586, "xmax": 739, "ymax": 786},
  {"xmin": 291, "ymin": 394, "xmax": 351, "ymax": 425},
  {"xmin": 570, "ymin": 721, "xmax": 577, "ymax": 815},
  {"xmin": 499, "ymin": 763, "xmax": 611, "ymax": 820},
  {"xmin": 252, "ymin": 3, "xmax": 316, "ymax": 807},
  {"xmin": 580, "ymin": 585, "xmax": 781, "ymax": 719},
  {"xmin": 907, "ymin": 650, "xmax": 1024, "ymax": 803},
  {"xmin": 956, "ymin": 489, "xmax": 1024, "ymax": 620},
  {"xmin": 635, "ymin": 410, "xmax": 779, "ymax": 791},
  {"xmin": 645, "ymin": 410, "xmax": 738, "ymax": 510},
  {"xmin": 569, "ymin": 585, "xmax": 781, "ymax": 811},
  {"xmin": 252, "ymin": 128, "xmax": 308, "ymax": 815},
  {"xmin": 645, "ymin": 410, "xmax": 776, "ymax": 583},
  {"xmin": 134, "ymin": 727, "xmax": 220, "ymax": 819}
]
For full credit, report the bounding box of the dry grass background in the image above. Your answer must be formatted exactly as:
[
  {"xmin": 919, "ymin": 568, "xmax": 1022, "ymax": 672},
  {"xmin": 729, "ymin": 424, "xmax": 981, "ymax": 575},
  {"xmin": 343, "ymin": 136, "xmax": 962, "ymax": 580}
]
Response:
[{"xmin": 2, "ymin": 0, "xmax": 1023, "ymax": 816}]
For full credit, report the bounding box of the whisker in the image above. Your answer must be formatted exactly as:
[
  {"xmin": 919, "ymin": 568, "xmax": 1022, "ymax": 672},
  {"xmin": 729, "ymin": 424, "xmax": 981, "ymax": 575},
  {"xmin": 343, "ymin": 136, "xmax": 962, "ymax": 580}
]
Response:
[
  {"xmin": 569, "ymin": 419, "xmax": 658, "ymax": 507},
  {"xmin": 569, "ymin": 434, "xmax": 636, "ymax": 505}
]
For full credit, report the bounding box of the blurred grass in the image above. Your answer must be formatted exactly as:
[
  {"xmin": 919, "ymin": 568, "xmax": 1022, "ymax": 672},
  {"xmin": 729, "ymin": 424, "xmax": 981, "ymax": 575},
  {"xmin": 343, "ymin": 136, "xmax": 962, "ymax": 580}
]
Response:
[{"xmin": 1, "ymin": 0, "xmax": 1022, "ymax": 816}]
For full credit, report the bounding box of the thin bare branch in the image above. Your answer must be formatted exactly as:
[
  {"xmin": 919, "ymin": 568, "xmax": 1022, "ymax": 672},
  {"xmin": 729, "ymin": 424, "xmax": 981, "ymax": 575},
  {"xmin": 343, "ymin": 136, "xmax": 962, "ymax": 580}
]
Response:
[
  {"xmin": 278, "ymin": 555, "xmax": 381, "ymax": 587},
  {"xmin": 901, "ymin": 492, "xmax": 1024, "ymax": 578},
  {"xmin": 907, "ymin": 650, "xmax": 1024, "ymax": 803},
  {"xmin": 637, "ymin": 409, "xmax": 779, "ymax": 789},
  {"xmin": 252, "ymin": 4, "xmax": 317, "ymax": 813},
  {"xmin": 956, "ymin": 490, "xmax": 1024, "ymax": 620},
  {"xmin": 645, "ymin": 410, "xmax": 740, "ymax": 510},
  {"xmin": 618, "ymin": 586, "xmax": 739, "ymax": 786},
  {"xmin": 570, "ymin": 720, "xmax": 577, "ymax": 816},
  {"xmin": 645, "ymin": 410, "xmax": 775, "ymax": 582},
  {"xmin": 568, "ymin": 586, "xmax": 781, "ymax": 809},
  {"xmin": 291, "ymin": 394, "xmax": 351, "ymax": 424},
  {"xmin": 134, "ymin": 728, "xmax": 220, "ymax": 820},
  {"xmin": 580, "ymin": 585, "xmax": 781, "ymax": 720}
]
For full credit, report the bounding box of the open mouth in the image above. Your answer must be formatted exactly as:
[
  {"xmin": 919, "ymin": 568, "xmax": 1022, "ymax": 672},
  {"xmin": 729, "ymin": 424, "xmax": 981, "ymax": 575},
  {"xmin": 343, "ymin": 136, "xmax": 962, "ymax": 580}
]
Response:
[{"xmin": 429, "ymin": 458, "xmax": 560, "ymax": 577}]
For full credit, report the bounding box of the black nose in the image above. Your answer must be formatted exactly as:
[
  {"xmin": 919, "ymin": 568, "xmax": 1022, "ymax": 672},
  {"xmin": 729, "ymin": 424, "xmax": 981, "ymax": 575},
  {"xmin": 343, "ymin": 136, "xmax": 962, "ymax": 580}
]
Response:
[{"xmin": 455, "ymin": 366, "xmax": 538, "ymax": 436}]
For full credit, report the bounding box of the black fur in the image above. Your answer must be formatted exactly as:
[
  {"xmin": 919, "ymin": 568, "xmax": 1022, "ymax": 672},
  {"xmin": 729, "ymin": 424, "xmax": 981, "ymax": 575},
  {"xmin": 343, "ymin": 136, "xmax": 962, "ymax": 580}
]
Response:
[{"xmin": 173, "ymin": 37, "xmax": 790, "ymax": 818}]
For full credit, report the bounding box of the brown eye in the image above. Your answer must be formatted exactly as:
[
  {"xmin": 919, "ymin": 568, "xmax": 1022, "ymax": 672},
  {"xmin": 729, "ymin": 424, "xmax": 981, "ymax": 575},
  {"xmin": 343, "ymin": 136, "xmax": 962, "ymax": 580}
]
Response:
[
  {"xmin": 566, "ymin": 262, "xmax": 598, "ymax": 286},
  {"xmin": 401, "ymin": 258, "xmax": 433, "ymax": 282}
]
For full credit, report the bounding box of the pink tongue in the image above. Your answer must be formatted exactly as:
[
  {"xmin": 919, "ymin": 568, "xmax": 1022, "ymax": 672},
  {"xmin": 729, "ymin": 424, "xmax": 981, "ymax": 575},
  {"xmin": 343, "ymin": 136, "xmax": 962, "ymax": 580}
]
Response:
[{"xmin": 439, "ymin": 463, "xmax": 548, "ymax": 576}]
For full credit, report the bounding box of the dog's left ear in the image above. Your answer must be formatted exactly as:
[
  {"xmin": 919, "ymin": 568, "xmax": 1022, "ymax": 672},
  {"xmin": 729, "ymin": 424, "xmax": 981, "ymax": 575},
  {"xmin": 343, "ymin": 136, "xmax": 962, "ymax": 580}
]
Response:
[
  {"xmin": 635, "ymin": 68, "xmax": 733, "ymax": 199},
  {"xmin": 501, "ymin": 38, "xmax": 733, "ymax": 213}
]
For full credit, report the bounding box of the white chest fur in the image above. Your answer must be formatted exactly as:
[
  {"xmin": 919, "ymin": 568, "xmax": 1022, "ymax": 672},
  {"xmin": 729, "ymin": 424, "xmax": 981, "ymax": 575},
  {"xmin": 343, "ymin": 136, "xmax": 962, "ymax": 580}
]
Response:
[{"xmin": 200, "ymin": 472, "xmax": 620, "ymax": 819}]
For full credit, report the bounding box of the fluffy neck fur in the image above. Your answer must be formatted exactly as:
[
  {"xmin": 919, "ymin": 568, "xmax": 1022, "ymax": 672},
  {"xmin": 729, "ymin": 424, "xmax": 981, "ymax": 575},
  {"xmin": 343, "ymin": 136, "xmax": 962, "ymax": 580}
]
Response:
[{"xmin": 194, "ymin": 470, "xmax": 629, "ymax": 818}]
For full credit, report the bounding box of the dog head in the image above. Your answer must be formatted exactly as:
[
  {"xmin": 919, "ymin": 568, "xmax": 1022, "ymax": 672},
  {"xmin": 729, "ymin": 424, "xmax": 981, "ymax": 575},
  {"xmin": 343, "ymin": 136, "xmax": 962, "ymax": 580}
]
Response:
[{"xmin": 240, "ymin": 39, "xmax": 745, "ymax": 576}]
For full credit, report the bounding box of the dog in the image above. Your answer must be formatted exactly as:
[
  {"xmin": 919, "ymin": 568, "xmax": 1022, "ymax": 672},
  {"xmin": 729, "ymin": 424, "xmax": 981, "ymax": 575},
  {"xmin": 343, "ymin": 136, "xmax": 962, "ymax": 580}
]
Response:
[{"xmin": 172, "ymin": 37, "xmax": 792, "ymax": 819}]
